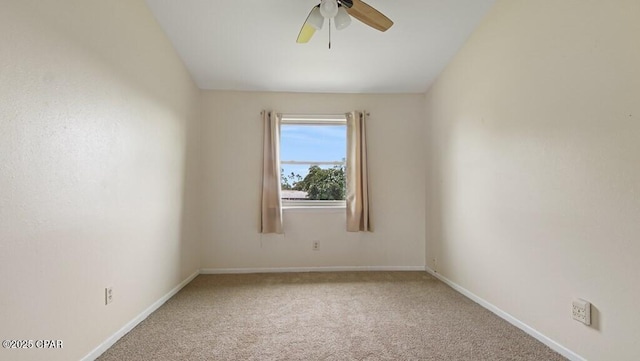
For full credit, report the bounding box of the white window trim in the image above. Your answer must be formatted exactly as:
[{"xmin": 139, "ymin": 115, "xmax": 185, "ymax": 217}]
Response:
[
  {"xmin": 280, "ymin": 114, "xmax": 346, "ymax": 124},
  {"xmin": 280, "ymin": 160, "xmax": 344, "ymax": 166},
  {"xmin": 279, "ymin": 113, "xmax": 347, "ymax": 209}
]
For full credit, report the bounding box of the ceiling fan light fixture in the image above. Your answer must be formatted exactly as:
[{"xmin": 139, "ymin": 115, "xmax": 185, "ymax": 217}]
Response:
[
  {"xmin": 334, "ymin": 6, "xmax": 351, "ymax": 30},
  {"xmin": 308, "ymin": 6, "xmax": 324, "ymax": 30},
  {"xmin": 319, "ymin": 0, "xmax": 339, "ymax": 18}
]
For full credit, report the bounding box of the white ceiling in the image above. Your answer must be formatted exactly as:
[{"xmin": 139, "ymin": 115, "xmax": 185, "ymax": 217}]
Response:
[{"xmin": 145, "ymin": 0, "xmax": 495, "ymax": 93}]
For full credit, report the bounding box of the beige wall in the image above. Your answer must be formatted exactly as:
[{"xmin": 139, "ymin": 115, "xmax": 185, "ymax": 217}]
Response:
[
  {"xmin": 424, "ymin": 1, "xmax": 640, "ymax": 360},
  {"xmin": 0, "ymin": 1, "xmax": 201, "ymax": 360},
  {"xmin": 200, "ymin": 91, "xmax": 425, "ymax": 270}
]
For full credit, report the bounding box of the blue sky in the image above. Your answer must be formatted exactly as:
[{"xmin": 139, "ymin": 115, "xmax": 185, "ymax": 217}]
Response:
[{"xmin": 280, "ymin": 124, "xmax": 346, "ymax": 181}]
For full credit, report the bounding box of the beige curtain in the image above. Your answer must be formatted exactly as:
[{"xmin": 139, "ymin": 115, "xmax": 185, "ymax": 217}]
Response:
[
  {"xmin": 260, "ymin": 111, "xmax": 283, "ymax": 234},
  {"xmin": 346, "ymin": 111, "xmax": 371, "ymax": 232}
]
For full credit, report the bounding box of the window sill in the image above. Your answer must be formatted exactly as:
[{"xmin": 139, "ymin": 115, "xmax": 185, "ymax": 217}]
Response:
[
  {"xmin": 282, "ymin": 205, "xmax": 346, "ymax": 213},
  {"xmin": 282, "ymin": 200, "xmax": 345, "ymax": 208}
]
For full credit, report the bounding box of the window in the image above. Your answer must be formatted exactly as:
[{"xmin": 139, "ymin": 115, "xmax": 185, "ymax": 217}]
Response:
[{"xmin": 280, "ymin": 114, "xmax": 347, "ymax": 208}]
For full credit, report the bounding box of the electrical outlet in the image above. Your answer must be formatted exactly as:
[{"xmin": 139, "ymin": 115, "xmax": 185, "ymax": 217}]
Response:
[
  {"xmin": 572, "ymin": 298, "xmax": 590, "ymax": 325},
  {"xmin": 105, "ymin": 287, "xmax": 113, "ymax": 305},
  {"xmin": 312, "ymin": 240, "xmax": 320, "ymax": 251}
]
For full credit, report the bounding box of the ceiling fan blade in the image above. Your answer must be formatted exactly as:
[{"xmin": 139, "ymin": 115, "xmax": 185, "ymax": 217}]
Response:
[
  {"xmin": 296, "ymin": 7, "xmax": 318, "ymax": 43},
  {"xmin": 297, "ymin": 23, "xmax": 316, "ymax": 43},
  {"xmin": 345, "ymin": 0, "xmax": 393, "ymax": 32}
]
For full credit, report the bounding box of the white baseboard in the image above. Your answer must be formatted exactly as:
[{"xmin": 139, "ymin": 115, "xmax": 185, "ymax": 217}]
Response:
[
  {"xmin": 81, "ymin": 270, "xmax": 199, "ymax": 361},
  {"xmin": 200, "ymin": 265, "xmax": 426, "ymax": 274},
  {"xmin": 424, "ymin": 267, "xmax": 585, "ymax": 361}
]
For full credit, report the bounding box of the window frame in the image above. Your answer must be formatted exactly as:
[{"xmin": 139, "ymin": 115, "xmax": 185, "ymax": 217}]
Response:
[{"xmin": 279, "ymin": 114, "xmax": 347, "ymax": 209}]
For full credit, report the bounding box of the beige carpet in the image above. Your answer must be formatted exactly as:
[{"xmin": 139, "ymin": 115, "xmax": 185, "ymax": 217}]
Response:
[{"xmin": 98, "ymin": 272, "xmax": 566, "ymax": 360}]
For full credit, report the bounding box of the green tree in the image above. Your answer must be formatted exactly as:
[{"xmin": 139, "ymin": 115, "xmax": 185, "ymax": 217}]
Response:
[
  {"xmin": 280, "ymin": 168, "xmax": 302, "ymax": 190},
  {"xmin": 294, "ymin": 165, "xmax": 345, "ymax": 200}
]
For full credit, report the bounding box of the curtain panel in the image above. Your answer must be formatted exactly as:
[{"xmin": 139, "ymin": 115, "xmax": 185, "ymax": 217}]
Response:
[
  {"xmin": 346, "ymin": 111, "xmax": 371, "ymax": 232},
  {"xmin": 260, "ymin": 111, "xmax": 283, "ymax": 234}
]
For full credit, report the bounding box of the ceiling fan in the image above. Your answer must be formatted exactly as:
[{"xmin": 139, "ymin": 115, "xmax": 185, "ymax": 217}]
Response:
[{"xmin": 297, "ymin": 0, "xmax": 393, "ymax": 44}]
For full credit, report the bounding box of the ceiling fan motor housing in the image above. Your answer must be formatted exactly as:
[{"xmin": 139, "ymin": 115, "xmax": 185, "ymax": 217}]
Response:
[{"xmin": 338, "ymin": 0, "xmax": 353, "ymax": 8}]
